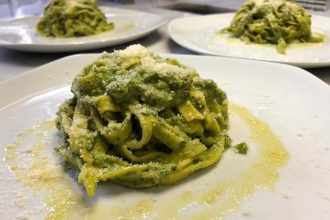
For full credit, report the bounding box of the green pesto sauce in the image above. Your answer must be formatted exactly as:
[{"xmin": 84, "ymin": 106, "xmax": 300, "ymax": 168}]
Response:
[
  {"xmin": 221, "ymin": 0, "xmax": 325, "ymax": 54},
  {"xmin": 56, "ymin": 45, "xmax": 231, "ymax": 196},
  {"xmin": 234, "ymin": 142, "xmax": 248, "ymax": 154},
  {"xmin": 36, "ymin": 0, "xmax": 114, "ymax": 38}
]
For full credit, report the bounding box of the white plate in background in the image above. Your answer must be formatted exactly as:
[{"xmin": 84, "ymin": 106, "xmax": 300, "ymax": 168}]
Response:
[
  {"xmin": 0, "ymin": 7, "xmax": 166, "ymax": 52},
  {"xmin": 0, "ymin": 54, "xmax": 330, "ymax": 219},
  {"xmin": 168, "ymin": 13, "xmax": 330, "ymax": 68}
]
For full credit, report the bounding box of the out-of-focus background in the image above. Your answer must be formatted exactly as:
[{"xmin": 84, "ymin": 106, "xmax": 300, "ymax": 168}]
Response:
[
  {"xmin": 0, "ymin": 0, "xmax": 329, "ymax": 19},
  {"xmin": 1, "ymin": 0, "xmax": 329, "ymax": 84}
]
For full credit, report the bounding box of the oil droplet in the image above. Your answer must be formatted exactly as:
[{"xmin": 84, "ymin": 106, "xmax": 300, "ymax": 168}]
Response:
[{"xmin": 124, "ymin": 23, "xmax": 135, "ymax": 32}]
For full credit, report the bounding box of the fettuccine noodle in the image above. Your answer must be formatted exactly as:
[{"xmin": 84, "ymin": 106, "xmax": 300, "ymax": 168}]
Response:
[{"xmin": 56, "ymin": 45, "xmax": 230, "ymax": 196}]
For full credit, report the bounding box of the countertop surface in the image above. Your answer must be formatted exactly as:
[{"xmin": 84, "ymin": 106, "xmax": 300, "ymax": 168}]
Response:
[{"xmin": 0, "ymin": 1, "xmax": 329, "ymax": 86}]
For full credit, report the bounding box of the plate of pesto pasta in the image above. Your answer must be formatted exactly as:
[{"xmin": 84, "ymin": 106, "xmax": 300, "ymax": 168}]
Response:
[
  {"xmin": 168, "ymin": 0, "xmax": 330, "ymax": 68},
  {"xmin": 1, "ymin": 45, "xmax": 330, "ymax": 219},
  {"xmin": 0, "ymin": 1, "xmax": 166, "ymax": 52}
]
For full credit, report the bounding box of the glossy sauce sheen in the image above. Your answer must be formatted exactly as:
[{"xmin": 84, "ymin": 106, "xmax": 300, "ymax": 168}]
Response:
[{"xmin": 4, "ymin": 103, "xmax": 289, "ymax": 219}]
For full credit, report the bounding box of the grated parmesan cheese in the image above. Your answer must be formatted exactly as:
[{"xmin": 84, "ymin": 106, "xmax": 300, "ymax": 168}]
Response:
[
  {"xmin": 115, "ymin": 44, "xmax": 194, "ymax": 77},
  {"xmin": 116, "ymin": 44, "xmax": 151, "ymax": 58}
]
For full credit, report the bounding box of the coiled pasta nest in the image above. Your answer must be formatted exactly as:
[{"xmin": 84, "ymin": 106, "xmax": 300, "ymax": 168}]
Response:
[
  {"xmin": 56, "ymin": 45, "xmax": 230, "ymax": 196},
  {"xmin": 36, "ymin": 0, "xmax": 114, "ymax": 37},
  {"xmin": 221, "ymin": 0, "xmax": 324, "ymax": 54}
]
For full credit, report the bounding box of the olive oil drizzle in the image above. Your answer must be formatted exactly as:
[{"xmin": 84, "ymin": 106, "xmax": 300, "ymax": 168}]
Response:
[
  {"xmin": 191, "ymin": 103, "xmax": 289, "ymax": 219},
  {"xmin": 3, "ymin": 103, "xmax": 289, "ymax": 219}
]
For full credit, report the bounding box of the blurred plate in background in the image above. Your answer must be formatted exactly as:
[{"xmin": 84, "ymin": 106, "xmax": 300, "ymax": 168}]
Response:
[
  {"xmin": 168, "ymin": 13, "xmax": 330, "ymax": 68},
  {"xmin": 0, "ymin": 7, "xmax": 166, "ymax": 52}
]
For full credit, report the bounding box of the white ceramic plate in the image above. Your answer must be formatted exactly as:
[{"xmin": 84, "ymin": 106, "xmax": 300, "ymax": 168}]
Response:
[
  {"xmin": 1, "ymin": 54, "xmax": 330, "ymax": 219},
  {"xmin": 0, "ymin": 7, "xmax": 166, "ymax": 52},
  {"xmin": 168, "ymin": 13, "xmax": 330, "ymax": 68}
]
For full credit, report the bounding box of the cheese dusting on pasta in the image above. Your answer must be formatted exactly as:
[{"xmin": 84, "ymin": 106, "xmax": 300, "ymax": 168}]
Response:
[{"xmin": 56, "ymin": 45, "xmax": 231, "ymax": 196}]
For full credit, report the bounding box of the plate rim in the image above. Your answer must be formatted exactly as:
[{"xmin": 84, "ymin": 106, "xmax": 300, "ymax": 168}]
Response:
[{"xmin": 1, "ymin": 53, "xmax": 329, "ymax": 110}]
